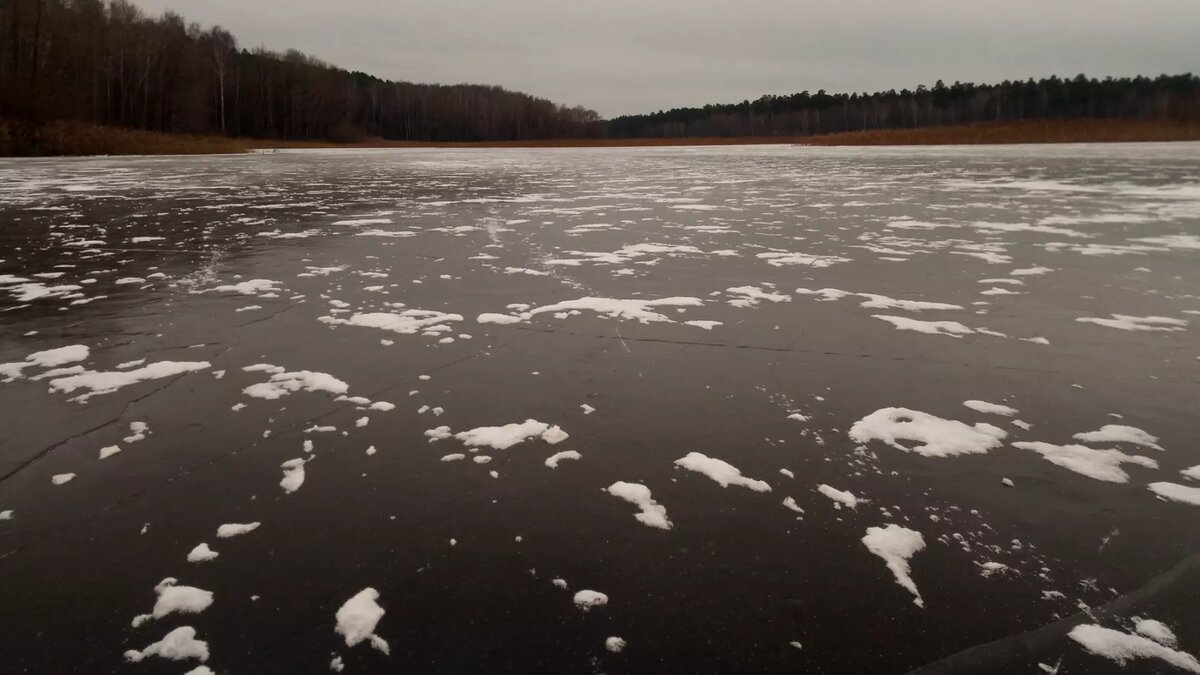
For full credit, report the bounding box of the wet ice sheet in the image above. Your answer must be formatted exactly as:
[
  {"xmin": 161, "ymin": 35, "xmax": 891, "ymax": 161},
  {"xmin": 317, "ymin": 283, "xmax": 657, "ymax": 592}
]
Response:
[{"xmin": 1, "ymin": 143, "xmax": 1199, "ymax": 674}]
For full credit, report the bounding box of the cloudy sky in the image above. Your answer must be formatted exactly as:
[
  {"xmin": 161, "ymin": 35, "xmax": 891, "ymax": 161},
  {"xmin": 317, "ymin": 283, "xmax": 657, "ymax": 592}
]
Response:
[{"xmin": 137, "ymin": 0, "xmax": 1199, "ymax": 118}]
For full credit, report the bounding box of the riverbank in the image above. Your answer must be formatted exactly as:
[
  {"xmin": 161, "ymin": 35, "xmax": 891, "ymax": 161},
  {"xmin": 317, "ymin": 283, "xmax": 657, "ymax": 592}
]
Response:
[{"xmin": 3, "ymin": 118, "xmax": 1198, "ymax": 156}]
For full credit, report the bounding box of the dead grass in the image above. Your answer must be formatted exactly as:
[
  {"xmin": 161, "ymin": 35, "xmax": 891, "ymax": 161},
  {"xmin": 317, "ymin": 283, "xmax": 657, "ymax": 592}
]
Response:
[
  {"xmin": 4, "ymin": 118, "xmax": 1197, "ymax": 156},
  {"xmin": 0, "ymin": 119, "xmax": 248, "ymax": 156}
]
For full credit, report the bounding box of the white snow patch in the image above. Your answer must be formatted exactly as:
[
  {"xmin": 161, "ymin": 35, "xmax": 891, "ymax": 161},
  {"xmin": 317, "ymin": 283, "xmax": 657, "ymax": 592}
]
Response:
[
  {"xmin": 963, "ymin": 400, "xmax": 1019, "ymax": 417},
  {"xmin": 541, "ymin": 425, "xmax": 569, "ymax": 444},
  {"xmin": 321, "ymin": 310, "xmax": 463, "ymax": 335},
  {"xmin": 1135, "ymin": 619, "xmax": 1179, "ymax": 647},
  {"xmin": 1148, "ymin": 482, "xmax": 1200, "ymax": 506},
  {"xmin": 1068, "ymin": 624, "xmax": 1200, "ymax": 673},
  {"xmin": 862, "ymin": 524, "xmax": 926, "ymax": 608},
  {"xmin": 1073, "ymin": 425, "xmax": 1163, "ymax": 451},
  {"xmin": 124, "ymin": 626, "xmax": 209, "ymax": 663},
  {"xmin": 817, "ymin": 484, "xmax": 860, "ymax": 509},
  {"xmin": 187, "ymin": 543, "xmax": 219, "ymax": 563},
  {"xmin": 1076, "ymin": 314, "xmax": 1187, "ymax": 332},
  {"xmin": 605, "ymin": 481, "xmax": 673, "ymax": 530},
  {"xmin": 243, "ymin": 369, "xmax": 348, "ymax": 400},
  {"xmin": 454, "ymin": 420, "xmax": 550, "ymax": 450},
  {"xmin": 872, "ymin": 315, "xmax": 975, "ymax": 338},
  {"xmin": 849, "ymin": 408, "xmax": 1007, "ymax": 457},
  {"xmin": 131, "ymin": 578, "xmax": 213, "ymax": 627},
  {"xmin": 1012, "ymin": 442, "xmax": 1157, "ymax": 482},
  {"xmin": 545, "ymin": 450, "xmax": 581, "ymax": 468},
  {"xmin": 335, "ymin": 588, "xmax": 390, "ymax": 654},
  {"xmin": 573, "ymin": 590, "xmax": 608, "ymax": 611},
  {"xmin": 49, "ymin": 361, "xmax": 210, "ymax": 402},
  {"xmin": 674, "ymin": 452, "xmax": 771, "ymax": 492},
  {"xmin": 280, "ymin": 458, "xmax": 307, "ymax": 494},
  {"xmin": 216, "ymin": 522, "xmax": 260, "ymax": 538}
]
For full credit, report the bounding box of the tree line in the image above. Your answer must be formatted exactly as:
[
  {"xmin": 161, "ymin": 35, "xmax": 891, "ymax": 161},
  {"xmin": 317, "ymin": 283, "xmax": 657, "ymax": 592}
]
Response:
[
  {"xmin": 0, "ymin": 0, "xmax": 604, "ymax": 142},
  {"xmin": 3, "ymin": 1, "xmax": 1198, "ymax": 144},
  {"xmin": 608, "ymin": 74, "xmax": 1200, "ymax": 138}
]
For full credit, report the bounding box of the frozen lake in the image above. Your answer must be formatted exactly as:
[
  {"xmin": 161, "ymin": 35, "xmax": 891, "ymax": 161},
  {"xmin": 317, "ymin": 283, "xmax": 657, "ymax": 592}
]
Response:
[{"xmin": 1, "ymin": 143, "xmax": 1199, "ymax": 673}]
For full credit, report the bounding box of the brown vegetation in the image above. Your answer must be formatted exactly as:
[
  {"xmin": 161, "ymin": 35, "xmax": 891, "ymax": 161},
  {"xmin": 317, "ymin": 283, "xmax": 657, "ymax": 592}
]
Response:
[
  {"xmin": 4, "ymin": 118, "xmax": 1198, "ymax": 157},
  {"xmin": 251, "ymin": 119, "xmax": 1200, "ymax": 149},
  {"xmin": 0, "ymin": 118, "xmax": 247, "ymax": 156}
]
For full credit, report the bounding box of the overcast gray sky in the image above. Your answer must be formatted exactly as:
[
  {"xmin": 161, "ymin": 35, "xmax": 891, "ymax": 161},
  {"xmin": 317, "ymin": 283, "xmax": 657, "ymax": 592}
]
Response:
[{"xmin": 137, "ymin": 0, "xmax": 1199, "ymax": 118}]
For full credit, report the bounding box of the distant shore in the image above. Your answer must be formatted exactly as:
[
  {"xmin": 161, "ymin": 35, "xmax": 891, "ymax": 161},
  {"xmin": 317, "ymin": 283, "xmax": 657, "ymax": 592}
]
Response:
[{"xmin": 3, "ymin": 118, "xmax": 1198, "ymax": 157}]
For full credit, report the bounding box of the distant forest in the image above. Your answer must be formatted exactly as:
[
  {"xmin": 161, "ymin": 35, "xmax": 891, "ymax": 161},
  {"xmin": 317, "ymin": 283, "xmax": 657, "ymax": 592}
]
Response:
[
  {"xmin": 0, "ymin": 0, "xmax": 603, "ymax": 142},
  {"xmin": 608, "ymin": 74, "xmax": 1200, "ymax": 138},
  {"xmin": 2, "ymin": 1, "xmax": 1198, "ymax": 145}
]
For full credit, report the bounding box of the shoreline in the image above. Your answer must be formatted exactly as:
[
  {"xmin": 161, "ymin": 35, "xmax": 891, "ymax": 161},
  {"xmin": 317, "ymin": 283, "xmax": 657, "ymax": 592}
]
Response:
[{"xmin": 3, "ymin": 119, "xmax": 1198, "ymax": 157}]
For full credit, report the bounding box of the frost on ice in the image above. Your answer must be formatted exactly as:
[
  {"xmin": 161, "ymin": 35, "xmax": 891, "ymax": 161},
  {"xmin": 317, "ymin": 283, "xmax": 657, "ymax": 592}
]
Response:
[
  {"xmin": 335, "ymin": 587, "xmax": 390, "ymax": 654},
  {"xmin": 605, "ymin": 482, "xmax": 673, "ymax": 530},
  {"xmin": 674, "ymin": 452, "xmax": 771, "ymax": 492},
  {"xmin": 849, "ymin": 408, "xmax": 1007, "ymax": 457},
  {"xmin": 862, "ymin": 524, "xmax": 926, "ymax": 608}
]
